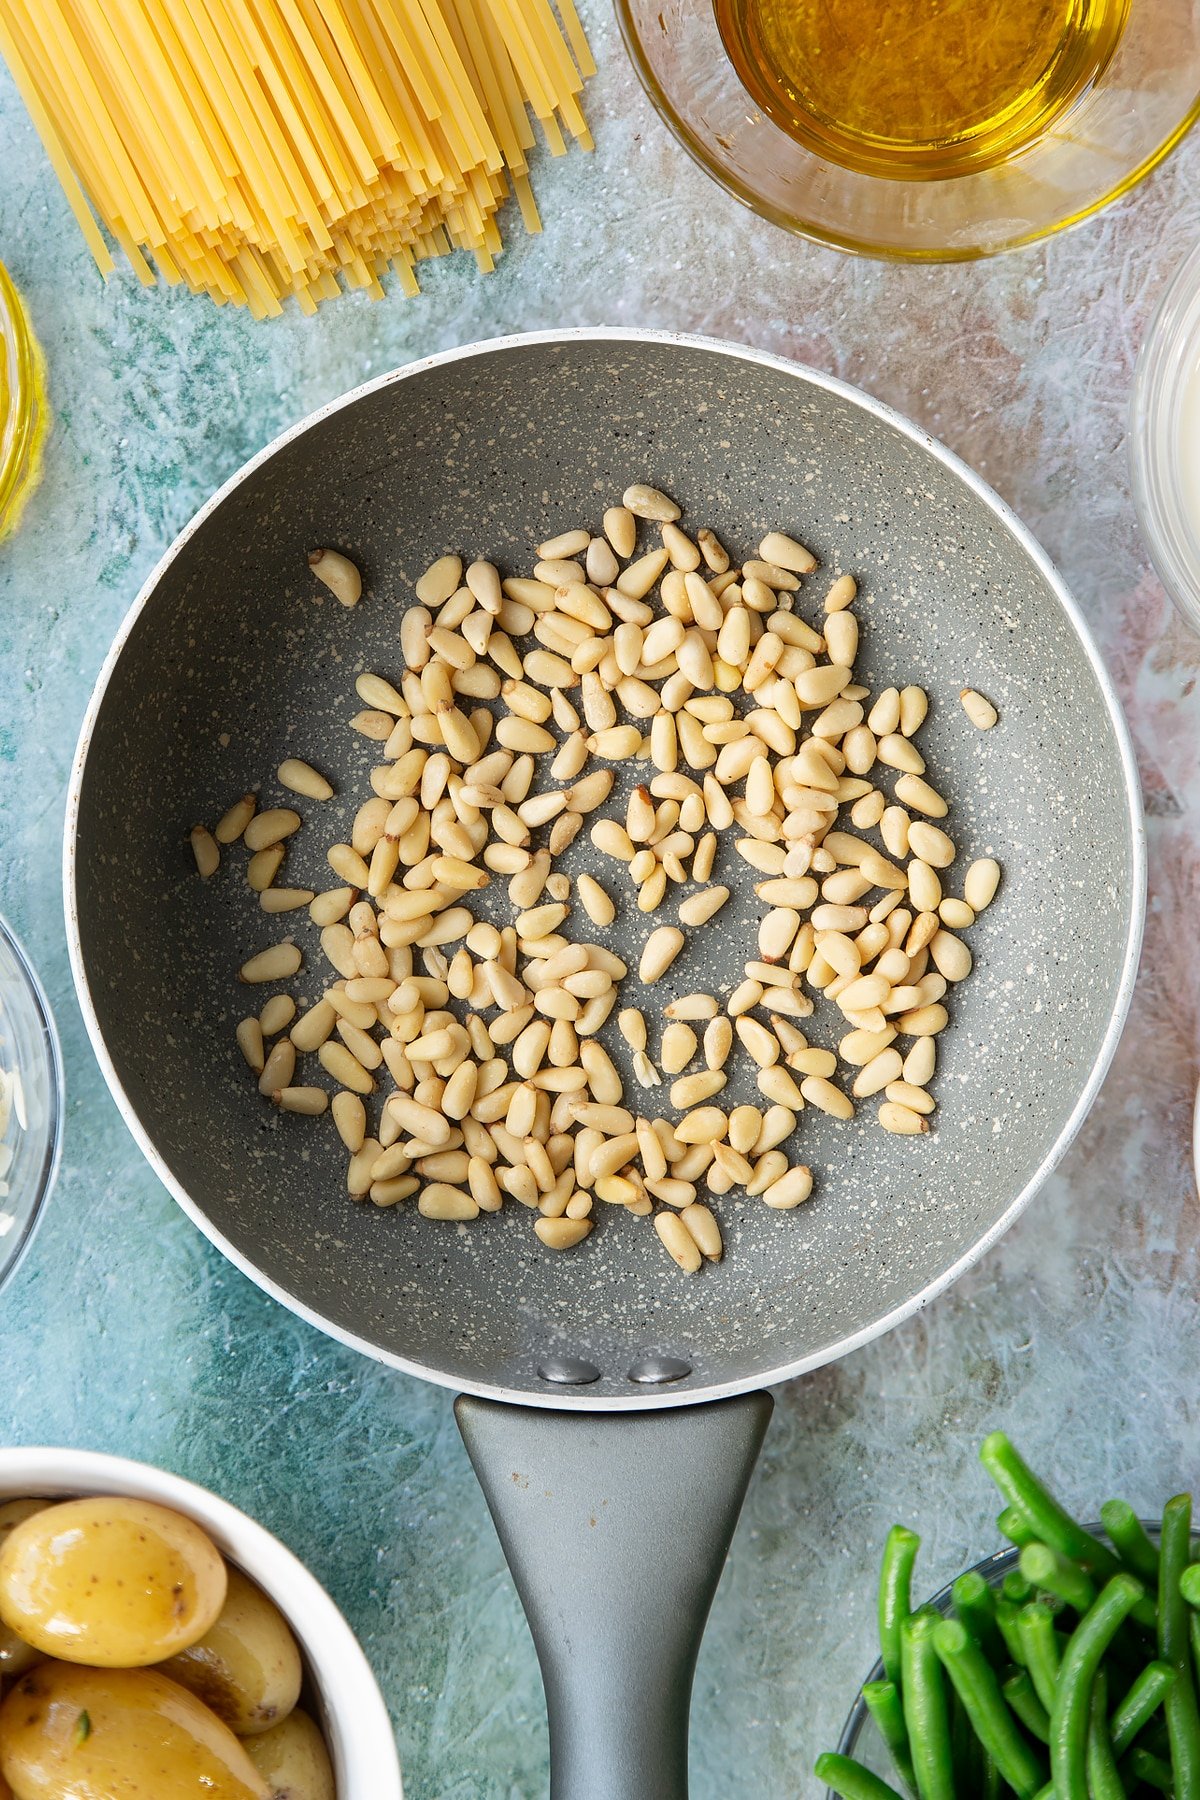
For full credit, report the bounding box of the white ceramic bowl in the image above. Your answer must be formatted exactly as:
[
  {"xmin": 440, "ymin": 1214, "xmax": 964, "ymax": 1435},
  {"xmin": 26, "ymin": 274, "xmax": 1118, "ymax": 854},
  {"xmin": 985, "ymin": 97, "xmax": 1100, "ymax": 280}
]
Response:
[
  {"xmin": 1131, "ymin": 239, "xmax": 1200, "ymax": 633},
  {"xmin": 0, "ymin": 1446, "xmax": 403, "ymax": 1798}
]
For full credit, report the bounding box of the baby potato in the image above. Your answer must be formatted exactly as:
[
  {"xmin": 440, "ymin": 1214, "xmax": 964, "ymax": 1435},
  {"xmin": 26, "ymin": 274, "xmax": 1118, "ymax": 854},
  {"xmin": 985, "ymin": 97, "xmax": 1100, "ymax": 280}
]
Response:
[
  {"xmin": 0, "ymin": 1497, "xmax": 227, "ymax": 1666},
  {"xmin": 244, "ymin": 1710, "xmax": 335, "ymax": 1800},
  {"xmin": 0, "ymin": 1505, "xmax": 50, "ymax": 1679},
  {"xmin": 160, "ymin": 1567, "xmax": 302, "ymax": 1735},
  {"xmin": 0, "ymin": 1662, "xmax": 269, "ymax": 1800}
]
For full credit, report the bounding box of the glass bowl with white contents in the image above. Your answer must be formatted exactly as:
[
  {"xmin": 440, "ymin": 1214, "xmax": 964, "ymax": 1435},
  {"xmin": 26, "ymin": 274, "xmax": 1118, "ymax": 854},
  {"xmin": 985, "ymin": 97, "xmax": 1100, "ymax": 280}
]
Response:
[
  {"xmin": 0, "ymin": 914, "xmax": 62, "ymax": 1289},
  {"xmin": 1132, "ymin": 240, "xmax": 1200, "ymax": 633}
]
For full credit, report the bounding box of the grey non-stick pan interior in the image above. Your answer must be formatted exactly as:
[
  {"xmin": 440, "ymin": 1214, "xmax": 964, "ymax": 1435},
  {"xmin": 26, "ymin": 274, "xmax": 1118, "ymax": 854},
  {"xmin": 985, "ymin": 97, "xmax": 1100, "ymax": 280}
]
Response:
[{"xmin": 66, "ymin": 331, "xmax": 1144, "ymax": 1798}]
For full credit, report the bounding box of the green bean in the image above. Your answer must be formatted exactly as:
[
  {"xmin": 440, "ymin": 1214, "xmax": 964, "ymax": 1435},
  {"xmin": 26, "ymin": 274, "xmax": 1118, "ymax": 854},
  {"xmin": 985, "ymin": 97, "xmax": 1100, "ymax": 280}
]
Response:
[
  {"xmin": 1086, "ymin": 1671, "xmax": 1124, "ymax": 1800},
  {"xmin": 979, "ymin": 1435, "xmax": 1120, "ymax": 1580},
  {"xmin": 998, "ymin": 1506, "xmax": 1039, "ymax": 1550},
  {"xmin": 815, "ymin": 1752, "xmax": 907, "ymax": 1800},
  {"xmin": 863, "ymin": 1680, "xmax": 917, "ymax": 1797},
  {"xmin": 1049, "ymin": 1572, "xmax": 1145, "ymax": 1800},
  {"xmin": 951, "ymin": 1570, "xmax": 1006, "ymax": 1667},
  {"xmin": 1018, "ymin": 1603, "xmax": 1062, "ymax": 1714},
  {"xmin": 1125, "ymin": 1745, "xmax": 1176, "ymax": 1792},
  {"xmin": 1003, "ymin": 1669, "xmax": 1050, "ymax": 1744},
  {"xmin": 1111, "ymin": 1661, "xmax": 1176, "ymax": 1757},
  {"xmin": 1003, "ymin": 1568, "xmax": 1034, "ymax": 1606},
  {"xmin": 932, "ymin": 1618, "xmax": 1045, "ymax": 1798},
  {"xmin": 1020, "ymin": 1543, "xmax": 1095, "ymax": 1615},
  {"xmin": 901, "ymin": 1612, "xmax": 956, "ymax": 1800},
  {"xmin": 1181, "ymin": 1567, "xmax": 1200, "ymax": 1610},
  {"xmin": 1102, "ymin": 1499, "xmax": 1161, "ymax": 1585},
  {"xmin": 996, "ymin": 1598, "xmax": 1030, "ymax": 1667},
  {"xmin": 1159, "ymin": 1494, "xmax": 1200, "ymax": 1800},
  {"xmin": 880, "ymin": 1526, "xmax": 921, "ymax": 1687}
]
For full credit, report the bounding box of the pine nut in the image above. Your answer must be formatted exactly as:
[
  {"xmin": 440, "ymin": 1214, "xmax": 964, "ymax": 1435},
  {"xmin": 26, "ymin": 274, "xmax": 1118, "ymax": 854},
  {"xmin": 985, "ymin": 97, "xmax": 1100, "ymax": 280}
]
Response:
[
  {"xmin": 762, "ymin": 1164, "xmax": 813, "ymax": 1209},
  {"xmin": 897, "ymin": 1003, "xmax": 949, "ymax": 1036},
  {"xmin": 759, "ymin": 531, "xmax": 816, "ymax": 574},
  {"xmin": 655, "ymin": 1211, "xmax": 702, "ymax": 1272},
  {"xmin": 236, "ymin": 1017, "xmax": 265, "ymax": 1073},
  {"xmin": 657, "ymin": 1021, "xmax": 697, "ymax": 1076},
  {"xmin": 666, "ymin": 994, "xmax": 718, "ymax": 1020},
  {"xmin": 190, "ymin": 825, "xmax": 219, "ymax": 877},
  {"xmin": 895, "ymin": 774, "xmax": 947, "ymax": 819},
  {"xmin": 215, "ymin": 793, "xmax": 256, "ymax": 844},
  {"xmin": 679, "ymin": 885, "xmax": 729, "ymax": 928},
  {"xmin": 624, "ymin": 483, "xmax": 680, "ymax": 522},
  {"xmin": 240, "ymin": 942, "xmax": 302, "ymax": 984},
  {"xmin": 908, "ymin": 860, "xmax": 942, "ymax": 913},
  {"xmin": 879, "ymin": 1101, "xmax": 929, "ymax": 1135},
  {"xmin": 319, "ymin": 1040, "xmax": 374, "ymax": 1095},
  {"xmin": 907, "ymin": 822, "xmax": 956, "ymax": 868},
  {"xmin": 885, "ymin": 1081, "xmax": 936, "ymax": 1115},
  {"xmin": 332, "ymin": 1091, "xmax": 366, "ymax": 1153},
  {"xmin": 960, "ymin": 688, "xmax": 998, "ymax": 729},
  {"xmin": 757, "ymin": 1065, "xmax": 805, "ymax": 1109},
  {"xmin": 902, "ymin": 1037, "xmax": 936, "ymax": 1087},
  {"xmin": 640, "ymin": 926, "xmax": 685, "ymax": 983},
  {"xmin": 800, "ymin": 1076, "xmax": 853, "ymax": 1119},
  {"xmin": 704, "ymin": 1015, "xmax": 733, "ymax": 1071},
  {"xmin": 419, "ymin": 1183, "xmax": 479, "ymax": 1220},
  {"xmin": 852, "ymin": 1048, "xmax": 904, "ymax": 1097},
  {"xmin": 964, "ymin": 858, "xmax": 1001, "ymax": 912},
  {"xmin": 308, "ymin": 547, "xmax": 362, "ymax": 607},
  {"xmin": 930, "ymin": 929, "xmax": 972, "ymax": 982},
  {"xmin": 899, "ymin": 686, "xmax": 928, "ymax": 736},
  {"xmin": 938, "ymin": 898, "xmax": 975, "ymax": 929},
  {"xmin": 824, "ymin": 574, "xmax": 857, "ymax": 612},
  {"xmin": 244, "ymin": 808, "xmax": 302, "ymax": 851},
  {"xmin": 671, "ymin": 1071, "xmax": 726, "ymax": 1110},
  {"xmin": 680, "ymin": 1202, "xmax": 723, "ymax": 1260}
]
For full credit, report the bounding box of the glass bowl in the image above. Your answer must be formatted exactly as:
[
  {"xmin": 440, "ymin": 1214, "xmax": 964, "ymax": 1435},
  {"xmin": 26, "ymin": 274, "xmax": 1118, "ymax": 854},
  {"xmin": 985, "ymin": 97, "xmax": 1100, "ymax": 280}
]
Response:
[
  {"xmin": 1131, "ymin": 239, "xmax": 1200, "ymax": 633},
  {"xmin": 827, "ymin": 1524, "xmax": 1155, "ymax": 1792},
  {"xmin": 616, "ymin": 0, "xmax": 1200, "ymax": 260},
  {"xmin": 0, "ymin": 913, "xmax": 63, "ymax": 1289},
  {"xmin": 0, "ymin": 262, "xmax": 49, "ymax": 540}
]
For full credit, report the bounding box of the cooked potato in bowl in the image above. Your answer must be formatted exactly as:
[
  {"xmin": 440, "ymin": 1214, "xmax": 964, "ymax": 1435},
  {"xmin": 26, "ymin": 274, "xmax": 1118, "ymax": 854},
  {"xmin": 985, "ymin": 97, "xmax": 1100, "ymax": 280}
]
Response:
[{"xmin": 0, "ymin": 1495, "xmax": 335, "ymax": 1800}]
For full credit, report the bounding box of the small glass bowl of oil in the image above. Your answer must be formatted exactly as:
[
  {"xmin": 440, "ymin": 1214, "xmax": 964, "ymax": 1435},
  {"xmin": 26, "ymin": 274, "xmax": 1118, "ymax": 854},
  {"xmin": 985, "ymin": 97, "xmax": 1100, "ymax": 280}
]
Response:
[
  {"xmin": 0, "ymin": 263, "xmax": 48, "ymax": 539},
  {"xmin": 0, "ymin": 913, "xmax": 62, "ymax": 1295},
  {"xmin": 616, "ymin": 0, "xmax": 1200, "ymax": 258},
  {"xmin": 1131, "ymin": 241, "xmax": 1200, "ymax": 634}
]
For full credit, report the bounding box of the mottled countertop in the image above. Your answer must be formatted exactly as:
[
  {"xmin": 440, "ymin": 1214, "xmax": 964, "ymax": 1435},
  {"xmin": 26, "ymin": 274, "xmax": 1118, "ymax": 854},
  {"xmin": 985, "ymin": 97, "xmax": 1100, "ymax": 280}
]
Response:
[{"xmin": 1, "ymin": 7, "xmax": 1198, "ymax": 1794}]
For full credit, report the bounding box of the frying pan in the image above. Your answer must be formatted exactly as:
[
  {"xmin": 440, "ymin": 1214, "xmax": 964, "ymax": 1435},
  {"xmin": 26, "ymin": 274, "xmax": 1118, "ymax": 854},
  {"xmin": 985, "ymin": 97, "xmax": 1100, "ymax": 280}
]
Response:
[{"xmin": 65, "ymin": 330, "xmax": 1144, "ymax": 1799}]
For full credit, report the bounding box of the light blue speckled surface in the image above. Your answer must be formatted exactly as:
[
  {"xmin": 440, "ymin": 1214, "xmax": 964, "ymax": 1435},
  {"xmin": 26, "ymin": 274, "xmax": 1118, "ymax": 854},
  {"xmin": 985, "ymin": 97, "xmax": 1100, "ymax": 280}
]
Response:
[{"xmin": 2, "ymin": 9, "xmax": 1200, "ymax": 1793}]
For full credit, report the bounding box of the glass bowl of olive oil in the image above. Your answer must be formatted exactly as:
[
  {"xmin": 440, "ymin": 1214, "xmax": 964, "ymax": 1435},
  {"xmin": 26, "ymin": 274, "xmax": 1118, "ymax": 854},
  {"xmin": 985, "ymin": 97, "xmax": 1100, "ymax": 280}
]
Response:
[
  {"xmin": 0, "ymin": 264, "xmax": 48, "ymax": 539},
  {"xmin": 617, "ymin": 0, "xmax": 1200, "ymax": 258}
]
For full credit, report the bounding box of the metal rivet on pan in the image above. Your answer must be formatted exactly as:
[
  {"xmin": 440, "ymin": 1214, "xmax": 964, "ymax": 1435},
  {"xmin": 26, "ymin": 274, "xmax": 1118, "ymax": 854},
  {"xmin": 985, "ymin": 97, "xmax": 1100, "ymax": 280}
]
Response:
[
  {"xmin": 537, "ymin": 1355, "xmax": 602, "ymax": 1385},
  {"xmin": 627, "ymin": 1353, "xmax": 692, "ymax": 1384}
]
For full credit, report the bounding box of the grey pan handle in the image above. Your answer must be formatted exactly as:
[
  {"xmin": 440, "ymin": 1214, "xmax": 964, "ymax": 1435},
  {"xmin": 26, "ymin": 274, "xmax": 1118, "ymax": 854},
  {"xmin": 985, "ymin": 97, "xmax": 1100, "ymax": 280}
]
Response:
[{"xmin": 456, "ymin": 1391, "xmax": 773, "ymax": 1800}]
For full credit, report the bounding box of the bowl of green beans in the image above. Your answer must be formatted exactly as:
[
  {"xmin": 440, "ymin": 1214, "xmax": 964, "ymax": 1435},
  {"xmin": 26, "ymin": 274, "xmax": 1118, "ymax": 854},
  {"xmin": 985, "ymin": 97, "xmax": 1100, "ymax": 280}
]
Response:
[{"xmin": 818, "ymin": 1433, "xmax": 1194, "ymax": 1800}]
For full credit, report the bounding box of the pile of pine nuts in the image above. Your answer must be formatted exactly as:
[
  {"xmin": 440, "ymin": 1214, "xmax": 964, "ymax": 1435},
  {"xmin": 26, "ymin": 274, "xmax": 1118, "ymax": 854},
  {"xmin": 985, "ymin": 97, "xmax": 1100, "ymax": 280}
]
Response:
[{"xmin": 190, "ymin": 485, "xmax": 1001, "ymax": 1274}]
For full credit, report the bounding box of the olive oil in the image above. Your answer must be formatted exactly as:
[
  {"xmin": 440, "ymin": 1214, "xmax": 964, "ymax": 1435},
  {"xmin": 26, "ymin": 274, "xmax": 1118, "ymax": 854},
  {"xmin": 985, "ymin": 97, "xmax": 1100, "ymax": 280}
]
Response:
[{"xmin": 714, "ymin": 0, "xmax": 1129, "ymax": 179}]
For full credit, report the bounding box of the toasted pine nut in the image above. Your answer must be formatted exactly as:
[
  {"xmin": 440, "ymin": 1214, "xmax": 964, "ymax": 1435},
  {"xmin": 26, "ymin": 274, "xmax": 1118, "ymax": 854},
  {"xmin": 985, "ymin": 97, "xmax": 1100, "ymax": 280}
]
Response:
[
  {"xmin": 961, "ymin": 688, "xmax": 998, "ymax": 729},
  {"xmin": 319, "ymin": 1040, "xmax": 374, "ymax": 1095},
  {"xmin": 332, "ymin": 1091, "xmax": 366, "ymax": 1152}
]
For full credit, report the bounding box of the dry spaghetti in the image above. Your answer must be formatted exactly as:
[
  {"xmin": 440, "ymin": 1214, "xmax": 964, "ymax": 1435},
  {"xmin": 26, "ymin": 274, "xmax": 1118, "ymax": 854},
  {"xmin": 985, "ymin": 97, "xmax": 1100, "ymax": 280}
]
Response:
[{"xmin": 0, "ymin": 0, "xmax": 594, "ymax": 314}]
